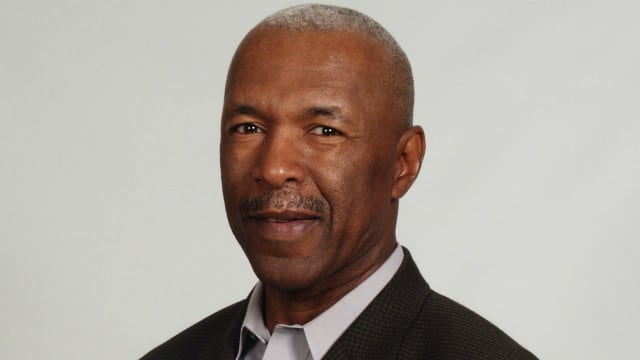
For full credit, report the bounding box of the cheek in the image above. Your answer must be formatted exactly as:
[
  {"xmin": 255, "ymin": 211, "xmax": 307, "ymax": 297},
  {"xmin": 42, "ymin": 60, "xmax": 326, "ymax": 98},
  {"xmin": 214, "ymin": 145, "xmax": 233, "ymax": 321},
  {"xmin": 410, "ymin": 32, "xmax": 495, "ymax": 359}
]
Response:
[
  {"xmin": 315, "ymin": 147, "xmax": 392, "ymax": 224},
  {"xmin": 221, "ymin": 145, "xmax": 253, "ymax": 185},
  {"xmin": 220, "ymin": 149, "xmax": 253, "ymax": 221}
]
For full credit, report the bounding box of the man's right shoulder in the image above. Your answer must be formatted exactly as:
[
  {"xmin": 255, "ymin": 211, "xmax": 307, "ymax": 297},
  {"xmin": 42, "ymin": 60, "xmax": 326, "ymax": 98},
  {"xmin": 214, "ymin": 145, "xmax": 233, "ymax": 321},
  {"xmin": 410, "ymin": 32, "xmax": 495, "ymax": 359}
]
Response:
[{"xmin": 140, "ymin": 300, "xmax": 247, "ymax": 360}]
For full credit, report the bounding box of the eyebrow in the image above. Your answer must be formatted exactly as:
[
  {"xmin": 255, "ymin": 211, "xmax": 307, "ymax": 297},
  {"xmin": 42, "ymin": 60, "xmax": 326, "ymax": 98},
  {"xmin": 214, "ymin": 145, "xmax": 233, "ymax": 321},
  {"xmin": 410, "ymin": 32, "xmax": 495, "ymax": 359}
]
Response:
[
  {"xmin": 223, "ymin": 103, "xmax": 352, "ymax": 125},
  {"xmin": 304, "ymin": 105, "xmax": 352, "ymax": 125},
  {"xmin": 223, "ymin": 104, "xmax": 261, "ymax": 122}
]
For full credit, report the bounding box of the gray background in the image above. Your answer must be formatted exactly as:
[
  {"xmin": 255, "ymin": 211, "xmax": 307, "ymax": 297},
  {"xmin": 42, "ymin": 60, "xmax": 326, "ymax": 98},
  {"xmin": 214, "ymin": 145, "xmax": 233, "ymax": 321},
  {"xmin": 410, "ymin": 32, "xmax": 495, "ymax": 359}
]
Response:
[{"xmin": 2, "ymin": 0, "xmax": 638, "ymax": 359}]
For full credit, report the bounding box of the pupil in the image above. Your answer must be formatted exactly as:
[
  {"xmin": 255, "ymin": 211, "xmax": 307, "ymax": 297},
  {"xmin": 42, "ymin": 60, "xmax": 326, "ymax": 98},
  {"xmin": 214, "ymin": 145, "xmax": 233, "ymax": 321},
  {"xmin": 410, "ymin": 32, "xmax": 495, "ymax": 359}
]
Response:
[{"xmin": 323, "ymin": 127, "xmax": 333, "ymax": 136}]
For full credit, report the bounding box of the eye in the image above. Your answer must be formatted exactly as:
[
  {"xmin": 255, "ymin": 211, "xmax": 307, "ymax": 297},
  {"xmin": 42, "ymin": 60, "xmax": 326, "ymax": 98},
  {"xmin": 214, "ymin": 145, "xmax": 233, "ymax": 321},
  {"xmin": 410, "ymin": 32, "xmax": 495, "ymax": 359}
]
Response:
[
  {"xmin": 309, "ymin": 125, "xmax": 341, "ymax": 137},
  {"xmin": 233, "ymin": 123, "xmax": 262, "ymax": 134}
]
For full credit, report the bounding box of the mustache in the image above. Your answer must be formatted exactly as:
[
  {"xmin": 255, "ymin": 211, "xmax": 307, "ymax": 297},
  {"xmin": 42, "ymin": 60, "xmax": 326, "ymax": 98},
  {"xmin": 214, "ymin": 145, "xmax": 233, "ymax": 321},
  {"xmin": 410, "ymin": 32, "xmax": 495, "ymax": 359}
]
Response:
[{"xmin": 239, "ymin": 189, "xmax": 327, "ymax": 215}]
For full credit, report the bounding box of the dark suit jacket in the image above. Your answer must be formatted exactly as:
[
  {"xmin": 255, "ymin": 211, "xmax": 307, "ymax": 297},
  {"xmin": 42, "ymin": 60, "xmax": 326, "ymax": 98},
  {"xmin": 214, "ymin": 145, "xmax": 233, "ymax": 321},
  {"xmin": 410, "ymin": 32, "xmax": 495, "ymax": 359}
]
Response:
[{"xmin": 141, "ymin": 248, "xmax": 537, "ymax": 359}]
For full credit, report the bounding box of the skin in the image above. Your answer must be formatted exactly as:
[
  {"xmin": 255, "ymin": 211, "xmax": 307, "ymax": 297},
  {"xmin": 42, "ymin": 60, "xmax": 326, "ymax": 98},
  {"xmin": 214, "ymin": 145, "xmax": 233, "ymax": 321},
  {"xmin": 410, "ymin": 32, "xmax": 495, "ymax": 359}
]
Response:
[{"xmin": 220, "ymin": 27, "xmax": 425, "ymax": 331}]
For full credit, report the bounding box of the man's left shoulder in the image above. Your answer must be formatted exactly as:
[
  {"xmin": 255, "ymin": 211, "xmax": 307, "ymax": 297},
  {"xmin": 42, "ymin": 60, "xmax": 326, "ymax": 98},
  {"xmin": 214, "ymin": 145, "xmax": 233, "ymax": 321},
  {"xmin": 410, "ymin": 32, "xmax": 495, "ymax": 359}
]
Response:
[
  {"xmin": 328, "ymin": 248, "xmax": 537, "ymax": 359},
  {"xmin": 403, "ymin": 288, "xmax": 538, "ymax": 360}
]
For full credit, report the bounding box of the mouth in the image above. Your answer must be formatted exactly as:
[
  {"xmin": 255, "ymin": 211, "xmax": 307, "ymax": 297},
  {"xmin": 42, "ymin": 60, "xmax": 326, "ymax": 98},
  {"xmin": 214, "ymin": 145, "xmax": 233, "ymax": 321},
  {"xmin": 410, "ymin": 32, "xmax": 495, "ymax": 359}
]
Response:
[
  {"xmin": 246, "ymin": 209, "xmax": 321, "ymax": 240},
  {"xmin": 247, "ymin": 208, "xmax": 321, "ymax": 221}
]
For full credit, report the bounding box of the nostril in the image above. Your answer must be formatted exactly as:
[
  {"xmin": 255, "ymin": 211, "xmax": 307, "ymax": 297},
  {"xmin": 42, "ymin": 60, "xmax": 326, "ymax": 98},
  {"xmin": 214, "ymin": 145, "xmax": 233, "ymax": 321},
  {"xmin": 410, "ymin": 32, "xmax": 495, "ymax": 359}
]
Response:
[{"xmin": 253, "ymin": 155, "xmax": 305, "ymax": 188}]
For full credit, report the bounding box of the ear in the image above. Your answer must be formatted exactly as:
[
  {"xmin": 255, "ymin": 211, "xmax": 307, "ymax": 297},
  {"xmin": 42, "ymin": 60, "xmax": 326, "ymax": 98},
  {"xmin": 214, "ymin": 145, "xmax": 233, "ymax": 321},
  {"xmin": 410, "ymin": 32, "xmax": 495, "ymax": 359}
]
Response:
[{"xmin": 391, "ymin": 125, "xmax": 426, "ymax": 200}]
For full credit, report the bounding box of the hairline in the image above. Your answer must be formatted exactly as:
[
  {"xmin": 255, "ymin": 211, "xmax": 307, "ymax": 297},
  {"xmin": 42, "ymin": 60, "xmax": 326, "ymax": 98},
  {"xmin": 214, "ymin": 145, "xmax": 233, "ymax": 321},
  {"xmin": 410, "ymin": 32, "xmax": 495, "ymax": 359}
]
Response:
[{"xmin": 253, "ymin": 4, "xmax": 415, "ymax": 130}]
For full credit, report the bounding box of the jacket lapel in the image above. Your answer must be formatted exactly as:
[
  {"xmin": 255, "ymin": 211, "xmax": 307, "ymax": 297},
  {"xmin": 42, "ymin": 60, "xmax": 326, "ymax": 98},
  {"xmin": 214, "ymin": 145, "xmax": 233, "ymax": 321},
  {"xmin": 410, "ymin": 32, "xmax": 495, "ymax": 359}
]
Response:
[
  {"xmin": 322, "ymin": 248, "xmax": 430, "ymax": 360},
  {"xmin": 198, "ymin": 299, "xmax": 247, "ymax": 360}
]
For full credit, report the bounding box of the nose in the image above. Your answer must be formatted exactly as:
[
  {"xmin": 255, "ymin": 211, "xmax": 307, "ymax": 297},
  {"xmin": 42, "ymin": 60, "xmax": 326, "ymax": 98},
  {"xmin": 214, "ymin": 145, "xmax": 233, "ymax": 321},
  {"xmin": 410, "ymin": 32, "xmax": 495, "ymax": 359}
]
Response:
[{"xmin": 251, "ymin": 128, "xmax": 305, "ymax": 188}]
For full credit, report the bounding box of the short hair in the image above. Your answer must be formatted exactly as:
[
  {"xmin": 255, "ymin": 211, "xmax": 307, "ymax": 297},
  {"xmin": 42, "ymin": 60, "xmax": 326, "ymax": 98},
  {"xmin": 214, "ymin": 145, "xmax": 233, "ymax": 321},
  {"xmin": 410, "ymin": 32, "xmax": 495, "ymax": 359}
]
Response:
[{"xmin": 257, "ymin": 4, "xmax": 414, "ymax": 129}]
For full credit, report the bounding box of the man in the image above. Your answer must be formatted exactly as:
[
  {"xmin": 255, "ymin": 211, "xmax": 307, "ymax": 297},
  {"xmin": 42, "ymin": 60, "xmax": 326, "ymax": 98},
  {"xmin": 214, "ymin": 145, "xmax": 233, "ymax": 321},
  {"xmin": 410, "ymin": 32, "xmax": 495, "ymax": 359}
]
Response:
[{"xmin": 142, "ymin": 4, "xmax": 536, "ymax": 360}]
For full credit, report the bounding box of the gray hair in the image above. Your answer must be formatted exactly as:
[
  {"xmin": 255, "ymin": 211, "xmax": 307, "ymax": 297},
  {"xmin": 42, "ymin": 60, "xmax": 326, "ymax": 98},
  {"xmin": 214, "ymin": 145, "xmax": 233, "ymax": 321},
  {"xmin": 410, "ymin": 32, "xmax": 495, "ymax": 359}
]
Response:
[{"xmin": 258, "ymin": 4, "xmax": 414, "ymax": 129}]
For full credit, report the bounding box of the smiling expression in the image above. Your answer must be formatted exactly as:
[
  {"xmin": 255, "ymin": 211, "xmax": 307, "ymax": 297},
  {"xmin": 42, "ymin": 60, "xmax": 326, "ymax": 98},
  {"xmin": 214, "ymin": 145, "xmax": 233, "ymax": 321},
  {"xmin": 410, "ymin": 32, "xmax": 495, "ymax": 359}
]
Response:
[{"xmin": 220, "ymin": 28, "xmax": 412, "ymax": 295}]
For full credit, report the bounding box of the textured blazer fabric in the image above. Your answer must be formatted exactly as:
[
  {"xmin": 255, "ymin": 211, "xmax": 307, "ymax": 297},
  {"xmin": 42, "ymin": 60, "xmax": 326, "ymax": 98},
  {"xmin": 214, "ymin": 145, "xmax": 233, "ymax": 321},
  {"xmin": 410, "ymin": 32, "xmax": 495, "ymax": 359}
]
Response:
[{"xmin": 141, "ymin": 248, "xmax": 537, "ymax": 360}]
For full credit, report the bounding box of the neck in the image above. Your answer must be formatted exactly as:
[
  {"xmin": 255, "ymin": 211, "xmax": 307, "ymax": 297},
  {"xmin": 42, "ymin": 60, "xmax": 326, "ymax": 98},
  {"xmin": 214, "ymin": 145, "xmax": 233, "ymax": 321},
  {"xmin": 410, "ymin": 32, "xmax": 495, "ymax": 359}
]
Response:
[{"xmin": 262, "ymin": 240, "xmax": 396, "ymax": 332}]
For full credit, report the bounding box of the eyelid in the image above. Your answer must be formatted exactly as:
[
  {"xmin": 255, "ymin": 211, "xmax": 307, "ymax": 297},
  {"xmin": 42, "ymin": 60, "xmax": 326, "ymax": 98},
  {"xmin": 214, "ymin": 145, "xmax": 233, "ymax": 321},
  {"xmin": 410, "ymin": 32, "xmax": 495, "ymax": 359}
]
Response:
[
  {"xmin": 309, "ymin": 125, "xmax": 341, "ymax": 136},
  {"xmin": 231, "ymin": 122, "xmax": 263, "ymax": 134}
]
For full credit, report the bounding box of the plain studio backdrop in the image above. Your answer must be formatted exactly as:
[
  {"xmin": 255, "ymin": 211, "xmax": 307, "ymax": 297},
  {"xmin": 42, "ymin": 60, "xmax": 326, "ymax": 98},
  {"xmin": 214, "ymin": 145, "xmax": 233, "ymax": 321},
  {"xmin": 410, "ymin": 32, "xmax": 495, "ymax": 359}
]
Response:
[{"xmin": 1, "ymin": 0, "xmax": 638, "ymax": 359}]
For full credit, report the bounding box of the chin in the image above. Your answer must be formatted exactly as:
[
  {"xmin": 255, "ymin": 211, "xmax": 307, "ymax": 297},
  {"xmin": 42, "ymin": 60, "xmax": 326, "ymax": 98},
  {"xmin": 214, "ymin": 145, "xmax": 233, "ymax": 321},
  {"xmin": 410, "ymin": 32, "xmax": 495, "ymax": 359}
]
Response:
[{"xmin": 249, "ymin": 253, "xmax": 326, "ymax": 293}]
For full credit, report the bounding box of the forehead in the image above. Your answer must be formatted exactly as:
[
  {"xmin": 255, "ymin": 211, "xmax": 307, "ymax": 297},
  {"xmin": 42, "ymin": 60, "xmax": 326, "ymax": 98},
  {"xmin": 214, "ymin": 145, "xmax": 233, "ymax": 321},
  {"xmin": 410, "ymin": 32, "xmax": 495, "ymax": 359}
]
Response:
[
  {"xmin": 233, "ymin": 27, "xmax": 386, "ymax": 70},
  {"xmin": 224, "ymin": 28, "xmax": 389, "ymax": 106}
]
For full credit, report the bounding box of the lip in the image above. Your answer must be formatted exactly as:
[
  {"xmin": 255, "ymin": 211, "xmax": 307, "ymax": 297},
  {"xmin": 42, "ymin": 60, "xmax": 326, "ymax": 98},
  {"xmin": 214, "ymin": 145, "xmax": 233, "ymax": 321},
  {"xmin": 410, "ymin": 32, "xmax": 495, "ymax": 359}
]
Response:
[{"xmin": 246, "ymin": 209, "xmax": 321, "ymax": 240}]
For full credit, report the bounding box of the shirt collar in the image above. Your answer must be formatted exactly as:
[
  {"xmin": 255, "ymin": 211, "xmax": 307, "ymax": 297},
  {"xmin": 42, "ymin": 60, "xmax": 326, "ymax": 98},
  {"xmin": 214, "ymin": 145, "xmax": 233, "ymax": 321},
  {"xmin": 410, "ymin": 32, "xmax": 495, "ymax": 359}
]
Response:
[
  {"xmin": 237, "ymin": 244, "xmax": 404, "ymax": 360},
  {"xmin": 237, "ymin": 282, "xmax": 269, "ymax": 357}
]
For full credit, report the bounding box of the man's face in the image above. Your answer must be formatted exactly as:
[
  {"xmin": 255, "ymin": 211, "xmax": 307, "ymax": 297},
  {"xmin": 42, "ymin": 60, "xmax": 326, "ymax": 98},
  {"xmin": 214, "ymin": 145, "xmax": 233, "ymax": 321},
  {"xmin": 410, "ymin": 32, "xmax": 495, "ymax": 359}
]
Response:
[{"xmin": 220, "ymin": 28, "xmax": 405, "ymax": 294}]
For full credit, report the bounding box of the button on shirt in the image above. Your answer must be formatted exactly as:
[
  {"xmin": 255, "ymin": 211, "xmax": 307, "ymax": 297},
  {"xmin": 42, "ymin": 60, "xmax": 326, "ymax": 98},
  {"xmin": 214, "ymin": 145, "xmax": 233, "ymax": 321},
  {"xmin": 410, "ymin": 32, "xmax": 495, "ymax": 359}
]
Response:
[{"xmin": 235, "ymin": 245, "xmax": 404, "ymax": 360}]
